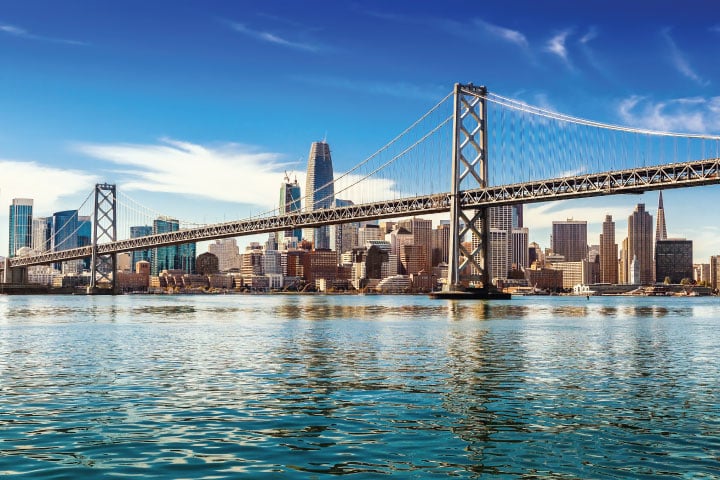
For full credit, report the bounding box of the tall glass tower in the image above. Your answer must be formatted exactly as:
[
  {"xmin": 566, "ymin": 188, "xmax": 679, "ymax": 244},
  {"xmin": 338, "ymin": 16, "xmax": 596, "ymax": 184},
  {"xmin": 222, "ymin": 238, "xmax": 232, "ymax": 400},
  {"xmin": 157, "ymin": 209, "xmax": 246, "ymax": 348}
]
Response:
[
  {"xmin": 151, "ymin": 217, "xmax": 196, "ymax": 275},
  {"xmin": 9, "ymin": 198, "xmax": 33, "ymax": 257},
  {"xmin": 304, "ymin": 141, "xmax": 335, "ymax": 249},
  {"xmin": 52, "ymin": 209, "xmax": 79, "ymax": 272},
  {"xmin": 130, "ymin": 225, "xmax": 153, "ymax": 270},
  {"xmin": 279, "ymin": 173, "xmax": 302, "ymax": 241}
]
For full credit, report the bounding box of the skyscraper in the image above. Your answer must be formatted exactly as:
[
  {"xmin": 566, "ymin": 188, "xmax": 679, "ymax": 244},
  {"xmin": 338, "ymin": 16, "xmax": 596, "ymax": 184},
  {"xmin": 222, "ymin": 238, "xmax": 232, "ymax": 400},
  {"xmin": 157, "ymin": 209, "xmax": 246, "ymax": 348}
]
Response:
[
  {"xmin": 130, "ymin": 225, "xmax": 153, "ymax": 269},
  {"xmin": 655, "ymin": 239, "xmax": 693, "ymax": 284},
  {"xmin": 279, "ymin": 173, "xmax": 302, "ymax": 241},
  {"xmin": 551, "ymin": 219, "xmax": 588, "ymax": 262},
  {"xmin": 628, "ymin": 203, "xmax": 654, "ymax": 285},
  {"xmin": 599, "ymin": 215, "xmax": 618, "ymax": 284},
  {"xmin": 304, "ymin": 141, "xmax": 335, "ymax": 249},
  {"xmin": 32, "ymin": 217, "xmax": 52, "ymax": 253},
  {"xmin": 151, "ymin": 217, "xmax": 195, "ymax": 274},
  {"xmin": 9, "ymin": 198, "xmax": 33, "ymax": 257},
  {"xmin": 52, "ymin": 210, "xmax": 80, "ymax": 273},
  {"xmin": 656, "ymin": 191, "xmax": 668, "ymax": 242}
]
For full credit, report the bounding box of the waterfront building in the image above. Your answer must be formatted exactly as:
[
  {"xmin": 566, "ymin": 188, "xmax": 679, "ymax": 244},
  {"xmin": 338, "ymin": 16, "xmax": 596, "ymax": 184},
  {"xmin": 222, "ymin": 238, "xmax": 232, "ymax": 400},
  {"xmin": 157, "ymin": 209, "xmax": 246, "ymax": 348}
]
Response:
[
  {"xmin": 525, "ymin": 264, "xmax": 563, "ymax": 290},
  {"xmin": 548, "ymin": 260, "xmax": 594, "ymax": 290},
  {"xmin": 693, "ymin": 263, "xmax": 711, "ymax": 285},
  {"xmin": 711, "ymin": 256, "xmax": 720, "ymax": 291},
  {"xmin": 263, "ymin": 250, "xmax": 283, "ymax": 275},
  {"xmin": 32, "ymin": 217, "xmax": 52, "ymax": 253},
  {"xmin": 302, "ymin": 249, "xmax": 337, "ymax": 286},
  {"xmin": 551, "ymin": 219, "xmax": 588, "ymax": 262},
  {"xmin": 331, "ymin": 198, "xmax": 357, "ymax": 265},
  {"xmin": 400, "ymin": 244, "xmax": 425, "ymax": 275},
  {"xmin": 208, "ymin": 238, "xmax": 241, "ymax": 272},
  {"xmin": 599, "ymin": 215, "xmax": 618, "ymax": 284},
  {"xmin": 9, "ymin": 198, "xmax": 33, "ymax": 257},
  {"xmin": 151, "ymin": 217, "xmax": 196, "ymax": 275},
  {"xmin": 627, "ymin": 203, "xmax": 654, "ymax": 284},
  {"xmin": 196, "ymin": 252, "xmax": 220, "ymax": 275},
  {"xmin": 376, "ymin": 274, "xmax": 411, "ymax": 293},
  {"xmin": 619, "ymin": 237, "xmax": 629, "ymax": 284},
  {"xmin": 130, "ymin": 225, "xmax": 153, "ymax": 268},
  {"xmin": 489, "ymin": 229, "xmax": 509, "ymax": 282},
  {"xmin": 279, "ymin": 173, "xmax": 302, "ymax": 241},
  {"xmin": 303, "ymin": 141, "xmax": 335, "ymax": 249},
  {"xmin": 629, "ymin": 254, "xmax": 640, "ymax": 285},
  {"xmin": 655, "ymin": 239, "xmax": 693, "ymax": 284},
  {"xmin": 398, "ymin": 217, "xmax": 433, "ymax": 273}
]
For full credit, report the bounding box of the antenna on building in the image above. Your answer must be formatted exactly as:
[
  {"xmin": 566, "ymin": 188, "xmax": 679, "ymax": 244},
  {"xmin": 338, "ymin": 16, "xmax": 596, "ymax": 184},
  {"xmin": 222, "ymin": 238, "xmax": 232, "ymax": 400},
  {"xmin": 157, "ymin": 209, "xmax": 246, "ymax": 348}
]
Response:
[{"xmin": 283, "ymin": 170, "xmax": 290, "ymax": 183}]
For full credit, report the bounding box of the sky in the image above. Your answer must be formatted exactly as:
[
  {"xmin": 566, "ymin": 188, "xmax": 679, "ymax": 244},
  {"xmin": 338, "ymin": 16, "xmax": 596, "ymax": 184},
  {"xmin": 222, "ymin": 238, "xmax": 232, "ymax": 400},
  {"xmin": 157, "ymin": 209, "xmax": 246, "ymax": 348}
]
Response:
[{"xmin": 1, "ymin": 0, "xmax": 719, "ymax": 261}]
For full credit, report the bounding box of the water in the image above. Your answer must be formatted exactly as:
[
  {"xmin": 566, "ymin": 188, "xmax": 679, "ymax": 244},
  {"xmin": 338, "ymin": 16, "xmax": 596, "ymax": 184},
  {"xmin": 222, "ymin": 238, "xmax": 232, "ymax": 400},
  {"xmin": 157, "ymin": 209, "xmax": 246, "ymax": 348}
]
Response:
[{"xmin": 0, "ymin": 294, "xmax": 719, "ymax": 478}]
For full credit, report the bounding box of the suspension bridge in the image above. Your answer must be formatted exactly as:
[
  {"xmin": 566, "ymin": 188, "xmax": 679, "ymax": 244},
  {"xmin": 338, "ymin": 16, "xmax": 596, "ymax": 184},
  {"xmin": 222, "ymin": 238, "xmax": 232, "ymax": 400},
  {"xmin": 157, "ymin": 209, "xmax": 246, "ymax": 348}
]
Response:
[{"xmin": 3, "ymin": 84, "xmax": 720, "ymax": 293}]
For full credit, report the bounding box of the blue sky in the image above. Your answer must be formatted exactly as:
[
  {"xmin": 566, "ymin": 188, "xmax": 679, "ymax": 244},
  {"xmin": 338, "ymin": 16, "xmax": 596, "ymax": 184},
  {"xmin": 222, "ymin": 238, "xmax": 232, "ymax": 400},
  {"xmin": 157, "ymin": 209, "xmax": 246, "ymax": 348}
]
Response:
[{"xmin": 1, "ymin": 0, "xmax": 719, "ymax": 261}]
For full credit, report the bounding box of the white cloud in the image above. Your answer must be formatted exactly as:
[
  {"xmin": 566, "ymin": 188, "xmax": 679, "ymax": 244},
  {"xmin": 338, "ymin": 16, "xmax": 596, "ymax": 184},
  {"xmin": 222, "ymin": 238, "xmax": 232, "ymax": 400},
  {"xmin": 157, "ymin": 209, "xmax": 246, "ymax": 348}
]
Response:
[
  {"xmin": 545, "ymin": 29, "xmax": 573, "ymax": 66},
  {"xmin": 474, "ymin": 19, "xmax": 529, "ymax": 49},
  {"xmin": 74, "ymin": 139, "xmax": 292, "ymax": 210},
  {"xmin": 0, "ymin": 22, "xmax": 86, "ymax": 45},
  {"xmin": 227, "ymin": 22, "xmax": 323, "ymax": 52},
  {"xmin": 579, "ymin": 26, "xmax": 598, "ymax": 44},
  {"xmin": 74, "ymin": 138, "xmax": 404, "ymax": 215},
  {"xmin": 0, "ymin": 159, "xmax": 98, "ymax": 255},
  {"xmin": 618, "ymin": 95, "xmax": 720, "ymax": 133},
  {"xmin": 662, "ymin": 29, "xmax": 709, "ymax": 87}
]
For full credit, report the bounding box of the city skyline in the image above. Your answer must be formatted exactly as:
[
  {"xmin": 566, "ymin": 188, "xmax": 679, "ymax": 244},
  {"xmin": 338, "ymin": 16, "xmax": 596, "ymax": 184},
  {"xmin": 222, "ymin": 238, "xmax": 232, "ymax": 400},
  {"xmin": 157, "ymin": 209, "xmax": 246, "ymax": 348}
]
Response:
[{"xmin": 1, "ymin": 1, "xmax": 719, "ymax": 260}]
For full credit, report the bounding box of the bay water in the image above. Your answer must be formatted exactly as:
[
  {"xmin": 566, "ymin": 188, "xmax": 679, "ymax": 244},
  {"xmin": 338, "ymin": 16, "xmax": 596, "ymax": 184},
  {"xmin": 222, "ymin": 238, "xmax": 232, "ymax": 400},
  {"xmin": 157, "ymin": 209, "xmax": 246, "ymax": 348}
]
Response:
[{"xmin": 1, "ymin": 294, "xmax": 718, "ymax": 478}]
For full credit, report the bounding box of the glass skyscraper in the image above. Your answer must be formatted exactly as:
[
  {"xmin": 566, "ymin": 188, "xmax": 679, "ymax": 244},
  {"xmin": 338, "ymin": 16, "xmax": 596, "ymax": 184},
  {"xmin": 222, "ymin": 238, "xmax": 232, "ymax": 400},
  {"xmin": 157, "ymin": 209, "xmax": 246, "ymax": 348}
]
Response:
[
  {"xmin": 9, "ymin": 198, "xmax": 33, "ymax": 257},
  {"xmin": 151, "ymin": 217, "xmax": 196, "ymax": 275},
  {"xmin": 32, "ymin": 217, "xmax": 52, "ymax": 253},
  {"xmin": 304, "ymin": 141, "xmax": 335, "ymax": 249},
  {"xmin": 52, "ymin": 210, "xmax": 79, "ymax": 273},
  {"xmin": 279, "ymin": 173, "xmax": 302, "ymax": 241},
  {"xmin": 130, "ymin": 225, "xmax": 153, "ymax": 270}
]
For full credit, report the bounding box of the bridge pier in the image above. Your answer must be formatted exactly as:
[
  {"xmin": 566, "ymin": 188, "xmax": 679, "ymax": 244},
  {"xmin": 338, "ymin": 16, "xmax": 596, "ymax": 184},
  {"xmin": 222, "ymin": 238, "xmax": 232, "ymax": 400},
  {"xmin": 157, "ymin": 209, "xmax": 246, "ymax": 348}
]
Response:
[{"xmin": 2, "ymin": 258, "xmax": 28, "ymax": 284}]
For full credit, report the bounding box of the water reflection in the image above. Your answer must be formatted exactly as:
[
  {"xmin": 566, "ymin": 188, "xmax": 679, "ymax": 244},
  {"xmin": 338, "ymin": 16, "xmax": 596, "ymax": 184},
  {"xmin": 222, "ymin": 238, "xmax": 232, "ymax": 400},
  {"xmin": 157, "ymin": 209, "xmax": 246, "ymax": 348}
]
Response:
[{"xmin": 0, "ymin": 295, "xmax": 718, "ymax": 478}]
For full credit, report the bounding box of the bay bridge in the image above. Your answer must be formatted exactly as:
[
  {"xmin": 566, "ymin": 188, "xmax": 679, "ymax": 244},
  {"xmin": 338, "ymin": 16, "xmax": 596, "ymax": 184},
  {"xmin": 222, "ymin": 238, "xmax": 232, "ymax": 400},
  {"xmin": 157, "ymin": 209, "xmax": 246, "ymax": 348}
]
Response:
[{"xmin": 3, "ymin": 84, "xmax": 720, "ymax": 293}]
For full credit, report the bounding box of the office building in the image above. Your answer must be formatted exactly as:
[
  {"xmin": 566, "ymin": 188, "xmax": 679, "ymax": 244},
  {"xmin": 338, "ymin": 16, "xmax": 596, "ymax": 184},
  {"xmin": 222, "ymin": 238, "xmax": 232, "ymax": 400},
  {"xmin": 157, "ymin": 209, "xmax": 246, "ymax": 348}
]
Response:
[
  {"xmin": 208, "ymin": 238, "xmax": 240, "ymax": 272},
  {"xmin": 511, "ymin": 227, "xmax": 529, "ymax": 270},
  {"xmin": 130, "ymin": 225, "xmax": 153, "ymax": 269},
  {"xmin": 711, "ymin": 256, "xmax": 720, "ymax": 291},
  {"xmin": 9, "ymin": 198, "xmax": 33, "ymax": 257},
  {"xmin": 627, "ymin": 203, "xmax": 654, "ymax": 285},
  {"xmin": 655, "ymin": 239, "xmax": 693, "ymax": 284},
  {"xmin": 599, "ymin": 215, "xmax": 618, "ymax": 284},
  {"xmin": 32, "ymin": 217, "xmax": 52, "ymax": 253},
  {"xmin": 151, "ymin": 217, "xmax": 197, "ymax": 275},
  {"xmin": 279, "ymin": 173, "xmax": 302, "ymax": 241},
  {"xmin": 304, "ymin": 141, "xmax": 335, "ymax": 249},
  {"xmin": 551, "ymin": 219, "xmax": 587, "ymax": 262}
]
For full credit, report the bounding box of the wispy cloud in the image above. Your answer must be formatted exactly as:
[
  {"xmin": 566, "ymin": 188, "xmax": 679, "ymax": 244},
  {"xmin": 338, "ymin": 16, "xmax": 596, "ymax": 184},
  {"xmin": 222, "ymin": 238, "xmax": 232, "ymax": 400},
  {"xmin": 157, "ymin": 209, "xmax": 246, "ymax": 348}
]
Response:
[
  {"xmin": 545, "ymin": 29, "xmax": 574, "ymax": 67},
  {"xmin": 579, "ymin": 26, "xmax": 598, "ymax": 44},
  {"xmin": 662, "ymin": 29, "xmax": 709, "ymax": 87},
  {"xmin": 226, "ymin": 21, "xmax": 324, "ymax": 53},
  {"xmin": 0, "ymin": 158, "xmax": 97, "ymax": 224},
  {"xmin": 473, "ymin": 19, "xmax": 529, "ymax": 49},
  {"xmin": 0, "ymin": 23, "xmax": 86, "ymax": 46},
  {"xmin": 291, "ymin": 74, "xmax": 447, "ymax": 101},
  {"xmin": 618, "ymin": 95, "xmax": 720, "ymax": 133},
  {"xmin": 74, "ymin": 138, "xmax": 401, "ymax": 211}
]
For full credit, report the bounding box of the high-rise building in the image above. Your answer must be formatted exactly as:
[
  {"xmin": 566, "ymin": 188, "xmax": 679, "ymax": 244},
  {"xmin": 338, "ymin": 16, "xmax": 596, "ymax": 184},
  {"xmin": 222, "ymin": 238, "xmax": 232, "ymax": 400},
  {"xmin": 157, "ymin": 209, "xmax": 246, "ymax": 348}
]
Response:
[
  {"xmin": 655, "ymin": 239, "xmax": 693, "ymax": 284},
  {"xmin": 656, "ymin": 191, "xmax": 668, "ymax": 242},
  {"xmin": 78, "ymin": 215, "xmax": 91, "ymax": 271},
  {"xmin": 150, "ymin": 217, "xmax": 196, "ymax": 275},
  {"xmin": 432, "ymin": 222, "xmax": 450, "ymax": 267},
  {"xmin": 511, "ymin": 227, "xmax": 529, "ymax": 270},
  {"xmin": 32, "ymin": 217, "xmax": 52, "ymax": 253},
  {"xmin": 599, "ymin": 215, "xmax": 618, "ymax": 284},
  {"xmin": 470, "ymin": 206, "xmax": 513, "ymax": 281},
  {"xmin": 398, "ymin": 217, "xmax": 433, "ymax": 272},
  {"xmin": 52, "ymin": 210, "xmax": 80, "ymax": 273},
  {"xmin": 304, "ymin": 141, "xmax": 335, "ymax": 249},
  {"xmin": 331, "ymin": 198, "xmax": 356, "ymax": 264},
  {"xmin": 9, "ymin": 198, "xmax": 33, "ymax": 257},
  {"xmin": 627, "ymin": 203, "xmax": 654, "ymax": 285},
  {"xmin": 279, "ymin": 173, "xmax": 302, "ymax": 241},
  {"xmin": 130, "ymin": 225, "xmax": 153, "ymax": 269},
  {"xmin": 512, "ymin": 204, "xmax": 524, "ymax": 229},
  {"xmin": 711, "ymin": 256, "xmax": 720, "ymax": 292},
  {"xmin": 208, "ymin": 238, "xmax": 240, "ymax": 272},
  {"xmin": 551, "ymin": 219, "xmax": 588, "ymax": 262}
]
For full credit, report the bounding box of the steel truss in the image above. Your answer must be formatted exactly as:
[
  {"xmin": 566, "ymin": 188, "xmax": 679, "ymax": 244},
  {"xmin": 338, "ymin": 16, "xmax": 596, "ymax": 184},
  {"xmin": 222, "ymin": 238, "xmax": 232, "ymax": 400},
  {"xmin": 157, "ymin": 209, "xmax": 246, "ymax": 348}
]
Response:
[
  {"xmin": 8, "ymin": 158, "xmax": 720, "ymax": 269},
  {"xmin": 89, "ymin": 183, "xmax": 117, "ymax": 292}
]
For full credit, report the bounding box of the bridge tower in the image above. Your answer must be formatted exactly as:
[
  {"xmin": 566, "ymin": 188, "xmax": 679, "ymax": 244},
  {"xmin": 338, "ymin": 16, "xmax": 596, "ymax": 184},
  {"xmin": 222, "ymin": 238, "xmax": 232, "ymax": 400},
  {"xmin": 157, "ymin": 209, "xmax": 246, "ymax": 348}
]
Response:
[
  {"xmin": 88, "ymin": 183, "xmax": 117, "ymax": 294},
  {"xmin": 446, "ymin": 83, "xmax": 491, "ymax": 291}
]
